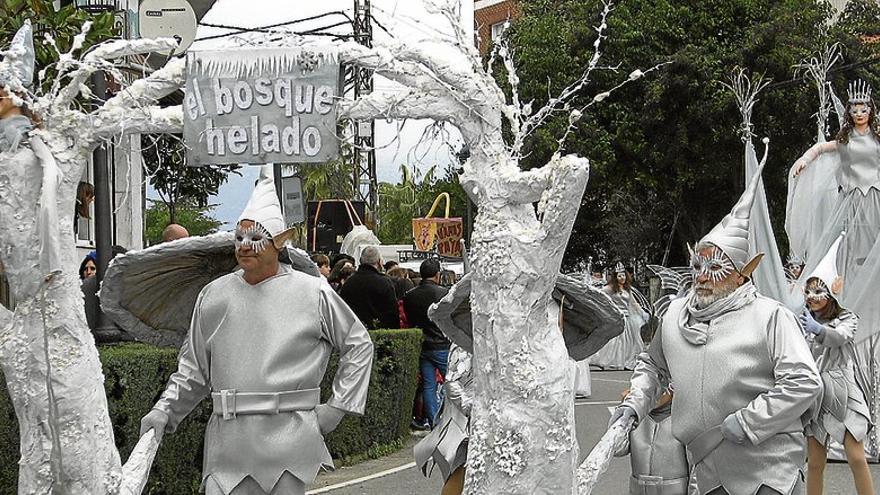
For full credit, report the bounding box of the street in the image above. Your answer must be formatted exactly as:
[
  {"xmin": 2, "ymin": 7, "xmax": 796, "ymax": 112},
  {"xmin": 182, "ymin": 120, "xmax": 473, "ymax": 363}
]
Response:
[{"xmin": 307, "ymin": 370, "xmax": 880, "ymax": 495}]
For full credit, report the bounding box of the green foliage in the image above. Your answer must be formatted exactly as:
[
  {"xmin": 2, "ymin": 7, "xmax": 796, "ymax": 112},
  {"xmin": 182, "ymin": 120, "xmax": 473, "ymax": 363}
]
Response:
[
  {"xmin": 0, "ymin": 0, "xmax": 117, "ymax": 90},
  {"xmin": 510, "ymin": 0, "xmax": 879, "ymax": 269},
  {"xmin": 141, "ymin": 134, "xmax": 240, "ymax": 225},
  {"xmin": 143, "ymin": 199, "xmax": 223, "ymax": 247},
  {"xmin": 299, "ymin": 158, "xmax": 355, "ymax": 201},
  {"xmin": 376, "ymin": 164, "xmax": 470, "ymax": 244},
  {"xmin": 0, "ymin": 329, "xmax": 422, "ymax": 494}
]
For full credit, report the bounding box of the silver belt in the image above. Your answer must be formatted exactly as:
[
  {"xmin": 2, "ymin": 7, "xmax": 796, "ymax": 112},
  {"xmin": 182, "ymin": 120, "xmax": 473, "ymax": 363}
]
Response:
[
  {"xmin": 211, "ymin": 388, "xmax": 321, "ymax": 420},
  {"xmin": 630, "ymin": 475, "xmax": 689, "ymax": 495}
]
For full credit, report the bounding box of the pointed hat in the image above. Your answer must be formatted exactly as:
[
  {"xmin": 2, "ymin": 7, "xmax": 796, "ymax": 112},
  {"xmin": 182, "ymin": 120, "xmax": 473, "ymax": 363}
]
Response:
[
  {"xmin": 0, "ymin": 20, "xmax": 35, "ymax": 90},
  {"xmin": 237, "ymin": 165, "xmax": 292, "ymax": 242},
  {"xmin": 698, "ymin": 148, "xmax": 768, "ymax": 277},
  {"xmin": 806, "ymin": 232, "xmax": 845, "ymax": 297}
]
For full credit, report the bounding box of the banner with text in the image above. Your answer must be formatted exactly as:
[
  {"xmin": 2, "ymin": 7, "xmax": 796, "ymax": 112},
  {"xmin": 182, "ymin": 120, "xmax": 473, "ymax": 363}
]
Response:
[{"xmin": 184, "ymin": 48, "xmax": 339, "ymax": 166}]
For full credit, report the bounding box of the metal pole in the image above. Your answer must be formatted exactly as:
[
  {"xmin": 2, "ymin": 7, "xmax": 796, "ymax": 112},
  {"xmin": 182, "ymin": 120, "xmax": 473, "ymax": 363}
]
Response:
[
  {"xmin": 91, "ymin": 71, "xmax": 119, "ymax": 341},
  {"xmin": 273, "ymin": 163, "xmax": 284, "ymax": 208}
]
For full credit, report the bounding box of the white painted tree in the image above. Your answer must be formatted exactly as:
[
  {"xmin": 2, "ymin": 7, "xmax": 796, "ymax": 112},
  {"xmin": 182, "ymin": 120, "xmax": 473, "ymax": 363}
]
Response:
[
  {"xmin": 336, "ymin": 1, "xmax": 661, "ymax": 492},
  {"xmin": 1, "ymin": 1, "xmax": 660, "ymax": 492},
  {"xmin": 0, "ymin": 24, "xmax": 185, "ymax": 493}
]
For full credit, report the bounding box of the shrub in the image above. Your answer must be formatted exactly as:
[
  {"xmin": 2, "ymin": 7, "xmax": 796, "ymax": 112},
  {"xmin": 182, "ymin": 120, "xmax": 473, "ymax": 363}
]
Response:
[{"xmin": 0, "ymin": 329, "xmax": 421, "ymax": 494}]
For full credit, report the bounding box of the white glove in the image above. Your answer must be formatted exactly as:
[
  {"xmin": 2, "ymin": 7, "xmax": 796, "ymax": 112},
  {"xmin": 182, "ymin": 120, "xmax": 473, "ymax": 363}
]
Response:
[
  {"xmin": 315, "ymin": 404, "xmax": 346, "ymax": 435},
  {"xmin": 139, "ymin": 409, "xmax": 170, "ymax": 444}
]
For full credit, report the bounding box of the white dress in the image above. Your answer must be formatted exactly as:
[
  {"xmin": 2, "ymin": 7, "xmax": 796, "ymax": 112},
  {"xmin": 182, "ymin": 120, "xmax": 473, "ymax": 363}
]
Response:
[{"xmin": 589, "ymin": 287, "xmax": 646, "ymax": 370}]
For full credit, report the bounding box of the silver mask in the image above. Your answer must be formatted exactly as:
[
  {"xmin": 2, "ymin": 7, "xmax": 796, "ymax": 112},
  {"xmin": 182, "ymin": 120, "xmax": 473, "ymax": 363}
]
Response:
[
  {"xmin": 235, "ymin": 222, "xmax": 272, "ymax": 254},
  {"xmin": 689, "ymin": 246, "xmax": 734, "ymax": 283}
]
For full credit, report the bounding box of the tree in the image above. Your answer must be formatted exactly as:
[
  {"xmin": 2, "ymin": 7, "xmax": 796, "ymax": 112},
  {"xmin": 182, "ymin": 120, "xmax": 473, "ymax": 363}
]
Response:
[
  {"xmin": 0, "ymin": 19, "xmax": 185, "ymax": 491},
  {"xmin": 508, "ymin": 0, "xmax": 880, "ymax": 270},
  {"xmin": 141, "ymin": 133, "xmax": 239, "ymax": 225},
  {"xmin": 336, "ymin": 1, "xmax": 661, "ymax": 491},
  {"xmin": 143, "ymin": 199, "xmax": 222, "ymax": 246},
  {"xmin": 376, "ymin": 164, "xmax": 469, "ymax": 244},
  {"xmin": 0, "ymin": 0, "xmax": 117, "ymax": 86}
]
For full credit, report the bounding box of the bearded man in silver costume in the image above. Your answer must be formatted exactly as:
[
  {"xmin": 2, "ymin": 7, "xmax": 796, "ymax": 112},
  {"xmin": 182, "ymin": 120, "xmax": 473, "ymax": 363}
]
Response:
[
  {"xmin": 609, "ymin": 163, "xmax": 821, "ymax": 495},
  {"xmin": 138, "ymin": 168, "xmax": 374, "ymax": 495}
]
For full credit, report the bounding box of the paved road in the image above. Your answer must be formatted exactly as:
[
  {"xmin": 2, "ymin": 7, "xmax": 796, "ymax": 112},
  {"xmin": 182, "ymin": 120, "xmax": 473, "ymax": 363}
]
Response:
[{"xmin": 307, "ymin": 370, "xmax": 880, "ymax": 495}]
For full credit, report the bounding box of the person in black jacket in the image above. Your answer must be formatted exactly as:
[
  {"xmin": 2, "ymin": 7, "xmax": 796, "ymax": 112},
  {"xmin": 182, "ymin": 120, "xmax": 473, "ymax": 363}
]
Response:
[
  {"xmin": 403, "ymin": 258, "xmax": 450, "ymax": 427},
  {"xmin": 339, "ymin": 246, "xmax": 400, "ymax": 329}
]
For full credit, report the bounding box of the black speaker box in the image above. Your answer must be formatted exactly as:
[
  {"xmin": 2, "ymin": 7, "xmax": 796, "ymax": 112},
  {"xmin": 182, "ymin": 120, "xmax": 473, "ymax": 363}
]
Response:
[{"xmin": 307, "ymin": 200, "xmax": 366, "ymax": 254}]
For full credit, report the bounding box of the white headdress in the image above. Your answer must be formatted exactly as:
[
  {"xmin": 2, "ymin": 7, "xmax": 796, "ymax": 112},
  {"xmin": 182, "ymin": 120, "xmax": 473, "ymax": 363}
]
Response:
[
  {"xmin": 698, "ymin": 155, "xmax": 767, "ymax": 277},
  {"xmin": 614, "ymin": 262, "xmax": 626, "ymax": 274},
  {"xmin": 806, "ymin": 232, "xmax": 845, "ymax": 298},
  {"xmin": 0, "ymin": 20, "xmax": 35, "ymax": 91},
  {"xmin": 237, "ymin": 164, "xmax": 292, "ymax": 242},
  {"xmin": 847, "ymin": 79, "xmax": 872, "ymax": 105}
]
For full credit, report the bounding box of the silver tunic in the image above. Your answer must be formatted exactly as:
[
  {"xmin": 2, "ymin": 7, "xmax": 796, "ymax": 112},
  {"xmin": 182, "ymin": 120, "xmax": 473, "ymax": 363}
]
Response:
[
  {"xmin": 153, "ymin": 265, "xmax": 374, "ymax": 493},
  {"xmin": 836, "ymin": 131, "xmax": 880, "ymax": 194},
  {"xmin": 414, "ymin": 344, "xmax": 472, "ymax": 481},
  {"xmin": 623, "ymin": 292, "xmax": 820, "ymax": 495},
  {"xmin": 805, "ymin": 309, "xmax": 872, "ymax": 445},
  {"xmin": 617, "ymin": 403, "xmax": 689, "ymax": 495}
]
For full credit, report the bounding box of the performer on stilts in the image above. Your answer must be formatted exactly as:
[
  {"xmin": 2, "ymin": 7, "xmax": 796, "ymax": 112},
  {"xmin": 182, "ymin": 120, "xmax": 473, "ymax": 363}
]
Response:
[{"xmin": 792, "ymin": 80, "xmax": 880, "ymax": 346}]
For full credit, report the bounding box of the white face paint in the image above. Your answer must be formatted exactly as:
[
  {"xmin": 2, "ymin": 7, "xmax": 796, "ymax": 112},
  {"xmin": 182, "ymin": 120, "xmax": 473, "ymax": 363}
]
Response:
[
  {"xmin": 689, "ymin": 245, "xmax": 734, "ymax": 283},
  {"xmin": 235, "ymin": 222, "xmax": 272, "ymax": 254}
]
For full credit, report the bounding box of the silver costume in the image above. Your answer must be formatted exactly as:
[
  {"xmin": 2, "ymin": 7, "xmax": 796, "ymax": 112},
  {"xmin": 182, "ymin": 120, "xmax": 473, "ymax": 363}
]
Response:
[
  {"xmin": 805, "ymin": 309, "xmax": 872, "ymax": 446},
  {"xmin": 152, "ymin": 264, "xmax": 374, "ymax": 493},
  {"xmin": 590, "ymin": 287, "xmax": 646, "ymax": 370},
  {"xmin": 623, "ymin": 284, "xmax": 820, "ymax": 495},
  {"xmin": 414, "ymin": 344, "xmax": 472, "ymax": 481},
  {"xmin": 616, "ymin": 401, "xmax": 689, "ymax": 495}
]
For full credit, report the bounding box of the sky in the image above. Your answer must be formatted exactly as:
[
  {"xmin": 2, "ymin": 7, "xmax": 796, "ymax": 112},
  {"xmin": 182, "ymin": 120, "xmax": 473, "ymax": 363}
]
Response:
[{"xmin": 146, "ymin": 0, "xmax": 473, "ymax": 228}]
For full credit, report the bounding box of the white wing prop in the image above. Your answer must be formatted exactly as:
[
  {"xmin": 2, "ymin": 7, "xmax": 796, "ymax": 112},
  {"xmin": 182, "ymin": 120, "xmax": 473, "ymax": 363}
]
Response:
[
  {"xmin": 429, "ymin": 273, "xmax": 625, "ymax": 361},
  {"xmin": 101, "ymin": 232, "xmax": 319, "ymax": 346}
]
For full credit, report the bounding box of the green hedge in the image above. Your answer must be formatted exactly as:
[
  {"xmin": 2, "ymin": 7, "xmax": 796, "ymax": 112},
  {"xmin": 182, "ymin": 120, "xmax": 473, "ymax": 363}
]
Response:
[{"xmin": 0, "ymin": 329, "xmax": 421, "ymax": 494}]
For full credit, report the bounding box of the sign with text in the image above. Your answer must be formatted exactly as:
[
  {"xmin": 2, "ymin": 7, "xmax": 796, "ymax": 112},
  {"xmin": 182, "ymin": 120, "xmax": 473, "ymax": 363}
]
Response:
[
  {"xmin": 184, "ymin": 48, "xmax": 339, "ymax": 166},
  {"xmin": 281, "ymin": 175, "xmax": 305, "ymax": 226}
]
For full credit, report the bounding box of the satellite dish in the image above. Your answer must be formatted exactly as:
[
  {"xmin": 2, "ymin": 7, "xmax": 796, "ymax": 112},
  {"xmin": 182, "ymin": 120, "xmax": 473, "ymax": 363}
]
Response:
[{"xmin": 138, "ymin": 0, "xmax": 198, "ymax": 55}]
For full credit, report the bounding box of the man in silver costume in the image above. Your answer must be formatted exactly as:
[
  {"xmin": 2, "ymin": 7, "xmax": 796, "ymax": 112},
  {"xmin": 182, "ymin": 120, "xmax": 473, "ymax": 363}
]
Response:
[
  {"xmin": 609, "ymin": 163, "xmax": 821, "ymax": 495},
  {"xmin": 139, "ymin": 167, "xmax": 374, "ymax": 495}
]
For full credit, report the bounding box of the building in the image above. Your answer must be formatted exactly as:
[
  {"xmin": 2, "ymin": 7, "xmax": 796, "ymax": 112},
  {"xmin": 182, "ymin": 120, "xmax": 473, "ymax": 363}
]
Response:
[{"xmin": 474, "ymin": 0, "xmax": 519, "ymax": 54}]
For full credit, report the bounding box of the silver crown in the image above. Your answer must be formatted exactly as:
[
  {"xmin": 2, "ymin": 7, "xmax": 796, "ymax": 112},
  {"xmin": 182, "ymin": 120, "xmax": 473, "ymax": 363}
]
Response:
[
  {"xmin": 614, "ymin": 262, "xmax": 626, "ymax": 273},
  {"xmin": 848, "ymin": 79, "xmax": 872, "ymax": 104}
]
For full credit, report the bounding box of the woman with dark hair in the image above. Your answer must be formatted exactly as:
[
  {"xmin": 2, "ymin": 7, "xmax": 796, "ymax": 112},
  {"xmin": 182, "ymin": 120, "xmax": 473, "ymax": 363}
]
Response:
[
  {"xmin": 327, "ymin": 259, "xmax": 354, "ymax": 292},
  {"xmin": 78, "ymin": 251, "xmax": 97, "ymax": 280},
  {"xmin": 792, "ymin": 80, "xmax": 880, "ymax": 347},
  {"xmin": 588, "ymin": 262, "xmax": 646, "ymax": 370},
  {"xmin": 799, "ymin": 235, "xmax": 874, "ymax": 495}
]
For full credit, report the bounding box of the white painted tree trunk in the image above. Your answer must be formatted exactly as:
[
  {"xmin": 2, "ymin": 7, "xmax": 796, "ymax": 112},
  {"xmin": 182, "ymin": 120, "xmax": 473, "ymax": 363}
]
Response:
[
  {"xmin": 463, "ymin": 152, "xmax": 589, "ymax": 493},
  {"xmin": 336, "ymin": 1, "xmax": 656, "ymax": 490},
  {"xmin": 0, "ymin": 36, "xmax": 182, "ymax": 494}
]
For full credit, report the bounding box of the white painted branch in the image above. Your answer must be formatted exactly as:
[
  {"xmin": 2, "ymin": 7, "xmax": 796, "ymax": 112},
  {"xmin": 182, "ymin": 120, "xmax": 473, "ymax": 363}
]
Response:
[
  {"xmin": 576, "ymin": 417, "xmax": 634, "ymax": 494},
  {"xmin": 119, "ymin": 430, "xmax": 160, "ymax": 495},
  {"xmin": 338, "ymin": 90, "xmax": 464, "ymax": 128},
  {"xmin": 496, "ymin": 166, "xmax": 553, "ymax": 204},
  {"xmin": 100, "ymin": 57, "xmax": 185, "ymax": 113},
  {"xmin": 51, "ymin": 38, "xmax": 178, "ymax": 111},
  {"xmin": 337, "ymin": 43, "xmax": 450, "ymax": 95},
  {"xmin": 90, "ymin": 105, "xmax": 183, "ymax": 141},
  {"xmin": 537, "ymin": 154, "xmax": 591, "ymax": 252}
]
